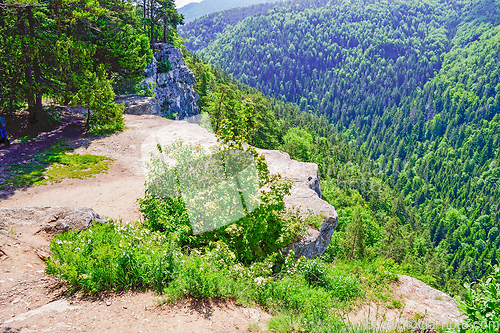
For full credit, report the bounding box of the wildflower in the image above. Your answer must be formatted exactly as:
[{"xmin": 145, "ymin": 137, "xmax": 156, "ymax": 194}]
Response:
[{"xmin": 254, "ymin": 277, "xmax": 266, "ymax": 286}]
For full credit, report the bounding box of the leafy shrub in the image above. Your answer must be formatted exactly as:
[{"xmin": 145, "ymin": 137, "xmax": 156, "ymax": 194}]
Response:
[
  {"xmin": 45, "ymin": 221, "xmax": 180, "ymax": 294},
  {"xmin": 164, "ymin": 242, "xmax": 244, "ymax": 301},
  {"xmin": 299, "ymin": 259, "xmax": 329, "ymax": 288},
  {"xmin": 140, "ymin": 139, "xmax": 307, "ymax": 263},
  {"xmin": 458, "ymin": 265, "xmax": 500, "ymax": 333},
  {"xmin": 157, "ymin": 59, "xmax": 172, "ymax": 73},
  {"xmin": 139, "ymin": 195, "xmax": 193, "ymax": 244},
  {"xmin": 327, "ymin": 273, "xmax": 362, "ymax": 302},
  {"xmin": 255, "ymin": 274, "xmax": 334, "ymax": 332}
]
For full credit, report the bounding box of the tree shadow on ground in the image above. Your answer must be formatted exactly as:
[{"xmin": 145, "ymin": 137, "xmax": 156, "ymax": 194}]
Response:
[{"xmin": 0, "ymin": 108, "xmax": 115, "ymax": 200}]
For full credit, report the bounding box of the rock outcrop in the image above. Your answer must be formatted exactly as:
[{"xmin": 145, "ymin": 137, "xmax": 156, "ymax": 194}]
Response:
[
  {"xmin": 114, "ymin": 95, "xmax": 161, "ymax": 116},
  {"xmin": 142, "ymin": 43, "xmax": 200, "ymax": 119},
  {"xmin": 140, "ymin": 119, "xmax": 338, "ymax": 258},
  {"xmin": 0, "ymin": 207, "xmax": 106, "ymax": 235},
  {"xmin": 258, "ymin": 149, "xmax": 338, "ymax": 259},
  {"xmin": 349, "ymin": 274, "xmax": 463, "ymax": 326}
]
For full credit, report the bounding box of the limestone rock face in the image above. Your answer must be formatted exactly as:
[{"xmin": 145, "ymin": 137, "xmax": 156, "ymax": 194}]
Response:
[
  {"xmin": 0, "ymin": 207, "xmax": 106, "ymax": 234},
  {"xmin": 115, "ymin": 95, "xmax": 161, "ymax": 116},
  {"xmin": 142, "ymin": 43, "xmax": 200, "ymax": 119},
  {"xmin": 257, "ymin": 149, "xmax": 338, "ymax": 259}
]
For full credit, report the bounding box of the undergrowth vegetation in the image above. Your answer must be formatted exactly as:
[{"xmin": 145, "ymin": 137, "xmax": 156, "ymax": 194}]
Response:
[{"xmin": 46, "ymin": 217, "xmax": 406, "ymax": 332}]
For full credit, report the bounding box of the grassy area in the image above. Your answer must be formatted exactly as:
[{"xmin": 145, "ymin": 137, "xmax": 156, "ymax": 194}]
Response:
[
  {"xmin": 45, "ymin": 219, "xmax": 410, "ymax": 332},
  {"xmin": 0, "ymin": 140, "xmax": 113, "ymax": 190}
]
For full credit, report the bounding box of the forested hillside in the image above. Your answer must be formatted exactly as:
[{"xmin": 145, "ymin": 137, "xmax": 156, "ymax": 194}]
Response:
[
  {"xmin": 178, "ymin": 0, "xmax": 283, "ymax": 23},
  {"xmin": 181, "ymin": 0, "xmax": 500, "ymax": 292}
]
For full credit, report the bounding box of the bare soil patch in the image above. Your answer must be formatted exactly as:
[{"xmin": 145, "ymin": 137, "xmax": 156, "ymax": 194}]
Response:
[{"xmin": 0, "ymin": 114, "xmax": 173, "ymax": 221}]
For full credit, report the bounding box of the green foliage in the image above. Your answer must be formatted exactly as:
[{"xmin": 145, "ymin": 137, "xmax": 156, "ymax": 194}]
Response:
[
  {"xmin": 282, "ymin": 128, "xmax": 313, "ymax": 162},
  {"xmin": 181, "ymin": 0, "xmax": 500, "ymax": 294},
  {"xmin": 298, "ymin": 258, "xmax": 329, "ymax": 288},
  {"xmin": 140, "ymin": 138, "xmax": 307, "ymax": 263},
  {"xmin": 163, "ymin": 241, "xmax": 245, "ymax": 302},
  {"xmin": 45, "ymin": 221, "xmax": 181, "ymax": 294},
  {"xmin": 183, "ymin": 50, "xmax": 280, "ymax": 149},
  {"xmin": 458, "ymin": 265, "xmax": 500, "ymax": 333},
  {"xmin": 73, "ymin": 65, "xmax": 125, "ymax": 134},
  {"xmin": 0, "ymin": 0, "xmax": 152, "ymax": 124},
  {"xmin": 46, "ymin": 222, "xmax": 402, "ymax": 332},
  {"xmin": 157, "ymin": 59, "xmax": 172, "ymax": 73},
  {"xmin": 140, "ymin": 0, "xmax": 184, "ymax": 45}
]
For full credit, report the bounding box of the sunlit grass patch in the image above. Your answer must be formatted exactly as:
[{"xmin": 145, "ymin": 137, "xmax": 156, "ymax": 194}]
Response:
[
  {"xmin": 38, "ymin": 153, "xmax": 112, "ymax": 185},
  {"xmin": 0, "ymin": 140, "xmax": 113, "ymax": 190}
]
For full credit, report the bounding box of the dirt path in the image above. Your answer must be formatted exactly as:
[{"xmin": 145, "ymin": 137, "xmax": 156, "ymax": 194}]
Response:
[{"xmin": 0, "ymin": 114, "xmax": 176, "ymax": 222}]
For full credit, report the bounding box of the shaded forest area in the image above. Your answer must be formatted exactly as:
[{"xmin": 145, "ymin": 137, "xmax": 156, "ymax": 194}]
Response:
[{"xmin": 0, "ymin": 0, "xmax": 182, "ymax": 133}]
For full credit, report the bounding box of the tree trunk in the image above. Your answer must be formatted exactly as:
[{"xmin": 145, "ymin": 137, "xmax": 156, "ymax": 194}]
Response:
[
  {"xmin": 54, "ymin": 0, "xmax": 62, "ymax": 37},
  {"xmin": 163, "ymin": 17, "xmax": 166, "ymax": 42},
  {"xmin": 26, "ymin": 6, "xmax": 42, "ymax": 124},
  {"xmin": 19, "ymin": 9, "xmax": 36, "ymax": 123},
  {"xmin": 150, "ymin": 0, "xmax": 154, "ymax": 46},
  {"xmin": 86, "ymin": 107, "xmax": 91, "ymax": 132}
]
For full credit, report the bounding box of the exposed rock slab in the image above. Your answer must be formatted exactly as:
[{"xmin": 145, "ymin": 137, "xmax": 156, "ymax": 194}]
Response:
[
  {"xmin": 0, "ymin": 206, "xmax": 106, "ymax": 235},
  {"xmin": 257, "ymin": 149, "xmax": 338, "ymax": 258},
  {"xmin": 348, "ymin": 274, "xmax": 463, "ymax": 328},
  {"xmin": 140, "ymin": 120, "xmax": 337, "ymax": 258},
  {"xmin": 395, "ymin": 275, "xmax": 462, "ymax": 324},
  {"xmin": 115, "ymin": 95, "xmax": 161, "ymax": 116},
  {"xmin": 4, "ymin": 300, "xmax": 80, "ymax": 324}
]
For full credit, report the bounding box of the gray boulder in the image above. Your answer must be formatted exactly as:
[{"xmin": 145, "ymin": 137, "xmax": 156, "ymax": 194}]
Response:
[
  {"xmin": 142, "ymin": 43, "xmax": 200, "ymax": 119},
  {"xmin": 0, "ymin": 207, "xmax": 106, "ymax": 234},
  {"xmin": 115, "ymin": 95, "xmax": 161, "ymax": 116}
]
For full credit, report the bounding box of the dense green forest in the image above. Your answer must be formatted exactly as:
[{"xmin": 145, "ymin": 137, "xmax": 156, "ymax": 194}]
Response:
[
  {"xmin": 180, "ymin": 0, "xmax": 500, "ymax": 294},
  {"xmin": 178, "ymin": 0, "xmax": 282, "ymax": 23}
]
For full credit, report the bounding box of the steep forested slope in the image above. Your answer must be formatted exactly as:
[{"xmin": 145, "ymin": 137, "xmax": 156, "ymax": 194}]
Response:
[
  {"xmin": 181, "ymin": 0, "xmax": 500, "ymax": 290},
  {"xmin": 178, "ymin": 0, "xmax": 283, "ymax": 23},
  {"xmin": 179, "ymin": 0, "xmax": 289, "ymax": 49}
]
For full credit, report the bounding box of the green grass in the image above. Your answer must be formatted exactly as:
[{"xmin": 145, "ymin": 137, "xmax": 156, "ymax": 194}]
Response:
[
  {"xmin": 386, "ymin": 299, "xmax": 403, "ymax": 309},
  {"xmin": 45, "ymin": 218, "xmax": 409, "ymax": 332},
  {"xmin": 0, "ymin": 140, "xmax": 113, "ymax": 190}
]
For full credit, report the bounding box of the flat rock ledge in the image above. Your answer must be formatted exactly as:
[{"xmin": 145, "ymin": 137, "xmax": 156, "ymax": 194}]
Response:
[
  {"xmin": 0, "ymin": 206, "xmax": 106, "ymax": 235},
  {"xmin": 115, "ymin": 95, "xmax": 161, "ymax": 116}
]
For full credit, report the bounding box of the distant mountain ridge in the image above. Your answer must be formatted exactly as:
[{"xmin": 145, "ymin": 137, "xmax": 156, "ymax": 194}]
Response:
[{"xmin": 178, "ymin": 0, "xmax": 282, "ymax": 23}]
